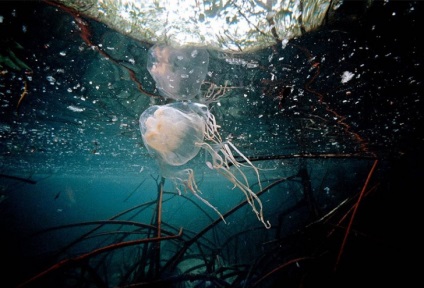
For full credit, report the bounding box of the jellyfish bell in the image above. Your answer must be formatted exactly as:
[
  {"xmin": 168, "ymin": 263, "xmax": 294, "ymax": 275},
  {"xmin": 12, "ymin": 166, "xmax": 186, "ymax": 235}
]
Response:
[
  {"xmin": 147, "ymin": 44, "xmax": 210, "ymax": 100},
  {"xmin": 140, "ymin": 102, "xmax": 206, "ymax": 166},
  {"xmin": 139, "ymin": 102, "xmax": 271, "ymax": 228}
]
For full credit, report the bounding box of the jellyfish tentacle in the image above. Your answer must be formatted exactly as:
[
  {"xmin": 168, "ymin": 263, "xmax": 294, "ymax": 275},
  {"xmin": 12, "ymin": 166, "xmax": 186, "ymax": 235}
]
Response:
[
  {"xmin": 174, "ymin": 168, "xmax": 227, "ymax": 223},
  {"xmin": 224, "ymin": 141, "xmax": 263, "ymax": 191},
  {"xmin": 201, "ymin": 118, "xmax": 262, "ymax": 192},
  {"xmin": 203, "ymin": 110, "xmax": 222, "ymax": 142},
  {"xmin": 196, "ymin": 107, "xmax": 269, "ymax": 227},
  {"xmin": 217, "ymin": 160, "xmax": 269, "ymax": 228},
  {"xmin": 202, "ymin": 110, "xmax": 260, "ymax": 177},
  {"xmin": 192, "ymin": 191, "xmax": 226, "ymax": 224},
  {"xmin": 197, "ymin": 140, "xmax": 270, "ymax": 228}
]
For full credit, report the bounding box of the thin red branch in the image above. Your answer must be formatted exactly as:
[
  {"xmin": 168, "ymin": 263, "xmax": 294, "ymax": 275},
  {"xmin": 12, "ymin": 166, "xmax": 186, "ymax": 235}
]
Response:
[
  {"xmin": 252, "ymin": 257, "xmax": 312, "ymax": 287},
  {"xmin": 334, "ymin": 159, "xmax": 379, "ymax": 270},
  {"xmin": 17, "ymin": 228, "xmax": 183, "ymax": 288}
]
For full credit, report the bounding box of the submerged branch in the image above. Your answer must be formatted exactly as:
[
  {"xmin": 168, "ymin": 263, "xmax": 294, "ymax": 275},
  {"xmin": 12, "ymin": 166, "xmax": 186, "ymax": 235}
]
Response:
[
  {"xmin": 161, "ymin": 174, "xmax": 298, "ymax": 274},
  {"xmin": 17, "ymin": 228, "xmax": 183, "ymax": 288},
  {"xmin": 235, "ymin": 152, "xmax": 377, "ymax": 165},
  {"xmin": 0, "ymin": 173, "xmax": 37, "ymax": 184}
]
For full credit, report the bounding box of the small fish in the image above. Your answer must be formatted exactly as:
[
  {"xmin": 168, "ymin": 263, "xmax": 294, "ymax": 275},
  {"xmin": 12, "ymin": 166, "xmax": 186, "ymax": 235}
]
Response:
[{"xmin": 54, "ymin": 191, "xmax": 61, "ymax": 200}]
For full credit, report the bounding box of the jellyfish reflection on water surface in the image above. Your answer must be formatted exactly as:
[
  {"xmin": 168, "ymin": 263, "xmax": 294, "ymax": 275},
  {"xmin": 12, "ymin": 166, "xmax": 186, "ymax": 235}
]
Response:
[
  {"xmin": 147, "ymin": 43, "xmax": 210, "ymax": 101},
  {"xmin": 139, "ymin": 102, "xmax": 270, "ymax": 228}
]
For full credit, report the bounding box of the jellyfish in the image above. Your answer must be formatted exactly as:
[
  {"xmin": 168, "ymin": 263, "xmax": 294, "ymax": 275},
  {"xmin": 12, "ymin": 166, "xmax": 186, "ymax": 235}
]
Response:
[
  {"xmin": 140, "ymin": 101, "xmax": 270, "ymax": 228},
  {"xmin": 147, "ymin": 44, "xmax": 209, "ymax": 100}
]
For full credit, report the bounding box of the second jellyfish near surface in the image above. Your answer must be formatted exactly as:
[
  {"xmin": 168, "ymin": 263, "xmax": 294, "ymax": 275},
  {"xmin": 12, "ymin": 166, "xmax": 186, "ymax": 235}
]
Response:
[
  {"xmin": 140, "ymin": 101, "xmax": 271, "ymax": 228},
  {"xmin": 147, "ymin": 44, "xmax": 210, "ymax": 100}
]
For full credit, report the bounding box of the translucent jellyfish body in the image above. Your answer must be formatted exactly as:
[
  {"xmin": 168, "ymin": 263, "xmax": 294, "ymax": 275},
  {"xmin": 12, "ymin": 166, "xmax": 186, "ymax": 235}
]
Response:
[
  {"xmin": 140, "ymin": 102, "xmax": 270, "ymax": 228},
  {"xmin": 140, "ymin": 102, "xmax": 205, "ymax": 166},
  {"xmin": 147, "ymin": 44, "xmax": 209, "ymax": 100}
]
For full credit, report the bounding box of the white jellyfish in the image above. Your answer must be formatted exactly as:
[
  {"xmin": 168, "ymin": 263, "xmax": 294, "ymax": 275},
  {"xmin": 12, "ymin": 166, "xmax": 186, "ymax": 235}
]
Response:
[
  {"xmin": 147, "ymin": 44, "xmax": 210, "ymax": 100},
  {"xmin": 141, "ymin": 44, "xmax": 269, "ymax": 228},
  {"xmin": 139, "ymin": 101, "xmax": 270, "ymax": 228}
]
